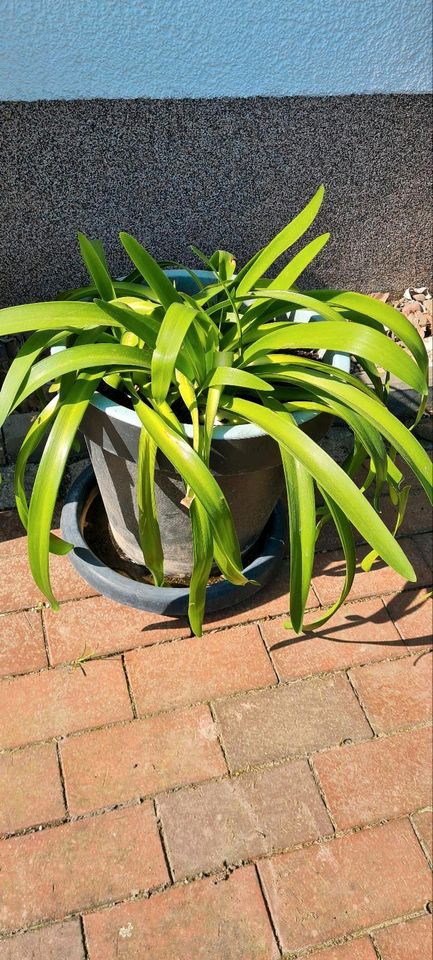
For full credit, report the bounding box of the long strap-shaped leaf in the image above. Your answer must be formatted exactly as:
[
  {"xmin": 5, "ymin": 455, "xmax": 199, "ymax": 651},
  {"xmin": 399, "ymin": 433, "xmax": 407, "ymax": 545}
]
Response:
[
  {"xmin": 0, "ymin": 300, "xmax": 111, "ymax": 336},
  {"xmin": 272, "ymin": 368, "xmax": 432, "ymax": 501},
  {"xmin": 9, "ymin": 343, "xmax": 153, "ymax": 412},
  {"xmin": 279, "ymin": 443, "xmax": 316, "ymax": 632},
  {"xmin": 188, "ymin": 498, "xmax": 213, "ymax": 636},
  {"xmin": 236, "ymin": 185, "xmax": 324, "ymax": 295},
  {"xmin": 136, "ymin": 425, "xmax": 164, "ymax": 586},
  {"xmin": 291, "ymin": 491, "xmax": 357, "ymax": 631},
  {"xmin": 241, "ymin": 320, "xmax": 426, "ymax": 394},
  {"xmin": 218, "ymin": 396, "xmax": 416, "ymax": 582},
  {"xmin": 311, "ymin": 290, "xmax": 428, "ymax": 377},
  {"xmin": 77, "ymin": 232, "xmax": 115, "ymax": 302},
  {"xmin": 129, "ymin": 395, "xmax": 247, "ymax": 586},
  {"xmin": 13, "ymin": 395, "xmax": 72, "ymax": 556},
  {"xmin": 57, "ymin": 281, "xmax": 159, "ymax": 302},
  {"xmin": 27, "ymin": 373, "xmax": 102, "ymax": 608},
  {"xmin": 0, "ymin": 330, "xmax": 67, "ymax": 427},
  {"xmin": 151, "ymin": 302, "xmax": 197, "ymax": 404},
  {"xmin": 119, "ymin": 233, "xmax": 180, "ymax": 309}
]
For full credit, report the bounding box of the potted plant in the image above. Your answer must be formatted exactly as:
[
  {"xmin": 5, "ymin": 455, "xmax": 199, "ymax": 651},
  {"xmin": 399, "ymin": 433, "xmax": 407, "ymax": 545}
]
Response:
[{"xmin": 0, "ymin": 186, "xmax": 431, "ymax": 636}]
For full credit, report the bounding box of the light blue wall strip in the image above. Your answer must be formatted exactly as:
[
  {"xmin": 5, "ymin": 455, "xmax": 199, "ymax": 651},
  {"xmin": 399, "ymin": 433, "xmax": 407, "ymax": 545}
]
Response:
[{"xmin": 1, "ymin": 0, "xmax": 432, "ymax": 101}]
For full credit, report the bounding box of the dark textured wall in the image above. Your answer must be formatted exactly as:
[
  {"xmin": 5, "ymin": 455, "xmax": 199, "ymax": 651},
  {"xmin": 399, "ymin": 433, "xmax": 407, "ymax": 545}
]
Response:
[{"xmin": 0, "ymin": 93, "xmax": 431, "ymax": 306}]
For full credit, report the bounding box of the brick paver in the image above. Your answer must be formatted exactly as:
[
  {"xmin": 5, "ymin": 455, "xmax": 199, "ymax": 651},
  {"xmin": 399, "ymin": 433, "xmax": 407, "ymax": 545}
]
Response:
[
  {"xmin": 314, "ymin": 726, "xmax": 432, "ymax": 828},
  {"xmin": 0, "ymin": 481, "xmax": 431, "ymax": 958},
  {"xmin": 44, "ymin": 594, "xmax": 190, "ymax": 665},
  {"xmin": 412, "ymin": 808, "xmax": 433, "ymax": 863},
  {"xmin": 374, "ymin": 914, "xmax": 432, "ymax": 960},
  {"xmin": 84, "ymin": 866, "xmax": 279, "ymax": 959},
  {"xmin": 214, "ymin": 673, "xmax": 372, "ymax": 771},
  {"xmin": 125, "ymin": 623, "xmax": 276, "ymax": 715},
  {"xmin": 262, "ymin": 597, "xmax": 404, "ymax": 681},
  {"xmin": 258, "ymin": 819, "xmax": 432, "ymax": 954},
  {"xmin": 349, "ymin": 653, "xmax": 432, "ymax": 733},
  {"xmin": 302, "ymin": 940, "xmax": 377, "ymax": 960},
  {"xmin": 157, "ymin": 758, "xmax": 332, "ymax": 878},
  {"xmin": 384, "ymin": 590, "xmax": 433, "ymax": 646},
  {"xmin": 0, "ymin": 742, "xmax": 65, "ymax": 835},
  {"xmin": 0, "ymin": 803, "xmax": 167, "ymax": 934},
  {"xmin": 60, "ymin": 705, "xmax": 226, "ymax": 815},
  {"xmin": 0, "ymin": 610, "xmax": 47, "ymax": 677},
  {"xmin": 0, "ymin": 920, "xmax": 85, "ymax": 959},
  {"xmin": 0, "ymin": 659, "xmax": 132, "ymax": 749},
  {"xmin": 312, "ymin": 537, "xmax": 431, "ymax": 605},
  {"xmin": 0, "ymin": 542, "xmax": 96, "ymax": 614}
]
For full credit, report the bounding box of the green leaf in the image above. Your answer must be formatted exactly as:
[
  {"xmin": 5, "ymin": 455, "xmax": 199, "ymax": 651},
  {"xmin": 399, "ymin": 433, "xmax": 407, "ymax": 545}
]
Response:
[
  {"xmin": 241, "ymin": 320, "xmax": 426, "ymax": 395},
  {"xmin": 318, "ymin": 290, "xmax": 428, "ymax": 377},
  {"xmin": 276, "ymin": 367, "xmax": 432, "ymax": 502},
  {"xmin": 188, "ymin": 498, "xmax": 213, "ymax": 636},
  {"xmin": 27, "ymin": 373, "xmax": 102, "ymax": 608},
  {"xmin": 93, "ymin": 298, "xmax": 161, "ymax": 349},
  {"xmin": 236, "ymin": 185, "xmax": 325, "ymax": 295},
  {"xmin": 127, "ymin": 394, "xmax": 248, "ymax": 586},
  {"xmin": 0, "ymin": 329, "xmax": 66, "ymax": 428},
  {"xmin": 9, "ymin": 342, "xmax": 153, "ymax": 413},
  {"xmin": 119, "ymin": 233, "xmax": 180, "ymax": 308},
  {"xmin": 280, "ymin": 444, "xmax": 316, "ymax": 632},
  {"xmin": 56, "ymin": 281, "xmax": 159, "ymax": 302},
  {"xmin": 77, "ymin": 232, "xmax": 115, "ymax": 302},
  {"xmin": 151, "ymin": 302, "xmax": 197, "ymax": 404},
  {"xmin": 13, "ymin": 395, "xmax": 72, "ymax": 555},
  {"xmin": 206, "ymin": 366, "xmax": 273, "ymax": 393},
  {"xmin": 291, "ymin": 491, "xmax": 356, "ymax": 631},
  {"xmin": 219, "ymin": 395, "xmax": 416, "ymax": 582},
  {"xmin": 137, "ymin": 426, "xmax": 164, "ymax": 586},
  {"xmin": 0, "ymin": 300, "xmax": 110, "ymax": 336}
]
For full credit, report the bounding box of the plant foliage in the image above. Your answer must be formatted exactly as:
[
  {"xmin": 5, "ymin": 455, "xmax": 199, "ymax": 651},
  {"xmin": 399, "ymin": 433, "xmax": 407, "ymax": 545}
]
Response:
[{"xmin": 1, "ymin": 187, "xmax": 431, "ymax": 635}]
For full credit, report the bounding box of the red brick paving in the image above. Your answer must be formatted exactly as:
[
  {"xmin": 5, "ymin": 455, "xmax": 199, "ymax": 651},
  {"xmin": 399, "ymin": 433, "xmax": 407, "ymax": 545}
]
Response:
[
  {"xmin": 0, "ymin": 658, "xmax": 132, "ymax": 749},
  {"xmin": 303, "ymin": 941, "xmax": 377, "ymax": 960},
  {"xmin": 258, "ymin": 819, "xmax": 432, "ymax": 953},
  {"xmin": 349, "ymin": 653, "xmax": 432, "ymax": 733},
  {"xmin": 60, "ymin": 704, "xmax": 226, "ymax": 815},
  {"xmin": 44, "ymin": 593, "xmax": 190, "ymax": 665},
  {"xmin": 213, "ymin": 673, "xmax": 372, "ymax": 771},
  {"xmin": 84, "ymin": 866, "xmax": 279, "ymax": 959},
  {"xmin": 411, "ymin": 808, "xmax": 433, "ymax": 863},
  {"xmin": 0, "ymin": 501, "xmax": 431, "ymax": 957},
  {"xmin": 262, "ymin": 597, "xmax": 404, "ymax": 680},
  {"xmin": 0, "ymin": 743, "xmax": 65, "ymax": 835},
  {"xmin": 314, "ymin": 726, "xmax": 432, "ymax": 828},
  {"xmin": 0, "ymin": 803, "xmax": 167, "ymax": 933},
  {"xmin": 374, "ymin": 914, "xmax": 433, "ymax": 960},
  {"xmin": 312, "ymin": 536, "xmax": 431, "ymax": 605},
  {"xmin": 0, "ymin": 610, "xmax": 47, "ymax": 677},
  {"xmin": 157, "ymin": 758, "xmax": 332, "ymax": 878},
  {"xmin": 125, "ymin": 622, "xmax": 276, "ymax": 714},
  {"xmin": 0, "ymin": 920, "xmax": 85, "ymax": 959},
  {"xmin": 384, "ymin": 589, "xmax": 433, "ymax": 646}
]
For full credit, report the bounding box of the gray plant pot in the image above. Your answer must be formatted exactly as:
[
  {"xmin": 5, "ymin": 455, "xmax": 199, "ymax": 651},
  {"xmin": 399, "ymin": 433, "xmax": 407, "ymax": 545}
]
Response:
[{"xmin": 79, "ymin": 270, "xmax": 350, "ymax": 578}]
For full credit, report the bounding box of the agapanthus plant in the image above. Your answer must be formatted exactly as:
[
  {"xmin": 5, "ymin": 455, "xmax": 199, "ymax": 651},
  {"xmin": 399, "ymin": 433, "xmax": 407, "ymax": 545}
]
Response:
[{"xmin": 0, "ymin": 186, "xmax": 431, "ymax": 635}]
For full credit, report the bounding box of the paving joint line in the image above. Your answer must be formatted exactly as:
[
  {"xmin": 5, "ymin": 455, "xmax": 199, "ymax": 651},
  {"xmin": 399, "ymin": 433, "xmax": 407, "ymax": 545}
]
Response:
[
  {"xmin": 408, "ymin": 811, "xmax": 433, "ymax": 869},
  {"xmin": 345, "ymin": 668, "xmax": 377, "ymax": 737},
  {"xmin": 257, "ymin": 620, "xmax": 281, "ymax": 683},
  {"xmin": 153, "ymin": 797, "xmax": 175, "ymax": 883},
  {"xmin": 121, "ymin": 654, "xmax": 138, "ymax": 719},
  {"xmin": 254, "ymin": 861, "xmax": 283, "ymax": 957},
  {"xmin": 208, "ymin": 700, "xmax": 231, "ymax": 775},
  {"xmin": 55, "ymin": 740, "xmax": 70, "ymax": 818},
  {"xmin": 79, "ymin": 915, "xmax": 90, "ymax": 960},
  {"xmin": 307, "ymin": 755, "xmax": 338, "ymax": 833}
]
